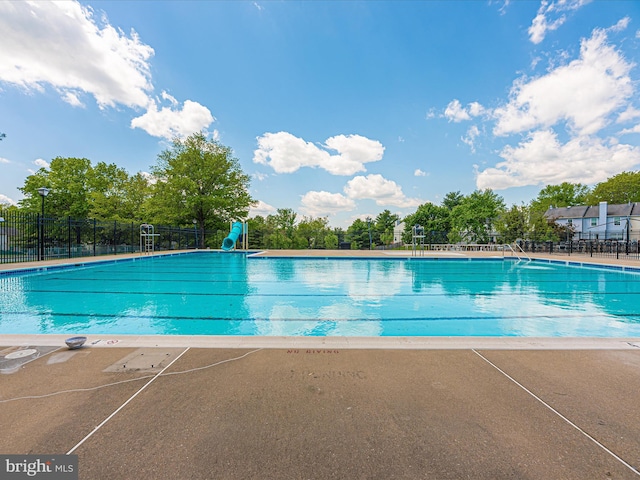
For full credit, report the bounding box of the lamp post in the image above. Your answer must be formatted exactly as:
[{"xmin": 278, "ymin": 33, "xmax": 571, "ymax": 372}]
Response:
[
  {"xmin": 37, "ymin": 187, "xmax": 50, "ymax": 261},
  {"xmin": 193, "ymin": 219, "xmax": 198, "ymax": 249}
]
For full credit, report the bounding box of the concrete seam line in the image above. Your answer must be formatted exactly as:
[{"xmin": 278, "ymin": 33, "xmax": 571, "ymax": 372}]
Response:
[
  {"xmin": 472, "ymin": 349, "xmax": 640, "ymax": 477},
  {"xmin": 66, "ymin": 347, "xmax": 191, "ymax": 455},
  {"xmin": 0, "ymin": 349, "xmax": 263, "ymax": 404}
]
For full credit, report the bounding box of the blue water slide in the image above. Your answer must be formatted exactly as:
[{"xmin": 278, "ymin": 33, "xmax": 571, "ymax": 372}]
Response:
[{"xmin": 221, "ymin": 221, "xmax": 243, "ymax": 251}]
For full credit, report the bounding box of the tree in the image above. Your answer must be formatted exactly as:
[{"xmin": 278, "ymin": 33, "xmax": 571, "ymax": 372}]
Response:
[
  {"xmin": 403, "ymin": 202, "xmax": 450, "ymax": 244},
  {"xmin": 530, "ymin": 182, "xmax": 590, "ymax": 214},
  {"xmin": 88, "ymin": 162, "xmax": 151, "ymax": 221},
  {"xmin": 585, "ymin": 171, "xmax": 640, "ymax": 204},
  {"xmin": 495, "ymin": 204, "xmax": 528, "ymax": 243},
  {"xmin": 325, "ymin": 232, "xmax": 338, "ymax": 249},
  {"xmin": 442, "ymin": 191, "xmax": 464, "ymax": 211},
  {"xmin": 450, "ymin": 189, "xmax": 505, "ymax": 243},
  {"xmin": 374, "ymin": 209, "xmax": 399, "ymax": 247},
  {"xmin": 347, "ymin": 218, "xmax": 370, "ymax": 249},
  {"xmin": 273, "ymin": 208, "xmax": 297, "ymax": 240},
  {"xmin": 19, "ymin": 157, "xmax": 92, "ymax": 217},
  {"xmin": 247, "ymin": 215, "xmax": 269, "ymax": 248},
  {"xmin": 149, "ymin": 132, "xmax": 254, "ymax": 247},
  {"xmin": 297, "ymin": 216, "xmax": 330, "ymax": 248}
]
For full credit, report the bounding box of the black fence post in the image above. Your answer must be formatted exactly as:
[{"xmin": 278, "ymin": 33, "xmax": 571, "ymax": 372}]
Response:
[
  {"xmin": 66, "ymin": 216, "xmax": 70, "ymax": 258},
  {"xmin": 38, "ymin": 213, "xmax": 43, "ymax": 261},
  {"xmin": 93, "ymin": 219, "xmax": 96, "ymax": 256}
]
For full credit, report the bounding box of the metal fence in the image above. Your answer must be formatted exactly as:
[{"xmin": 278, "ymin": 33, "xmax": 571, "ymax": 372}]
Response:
[
  {"xmin": 517, "ymin": 239, "xmax": 640, "ymax": 260},
  {"xmin": 0, "ymin": 210, "xmax": 205, "ymax": 264}
]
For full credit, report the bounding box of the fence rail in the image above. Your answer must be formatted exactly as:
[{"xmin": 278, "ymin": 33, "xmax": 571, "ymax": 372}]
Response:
[
  {"xmin": 398, "ymin": 240, "xmax": 640, "ymax": 261},
  {"xmin": 517, "ymin": 239, "xmax": 640, "ymax": 260},
  {"xmin": 0, "ymin": 210, "xmax": 205, "ymax": 264}
]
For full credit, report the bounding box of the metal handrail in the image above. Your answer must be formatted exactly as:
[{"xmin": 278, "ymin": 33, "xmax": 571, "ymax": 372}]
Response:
[{"xmin": 504, "ymin": 243, "xmax": 531, "ymax": 261}]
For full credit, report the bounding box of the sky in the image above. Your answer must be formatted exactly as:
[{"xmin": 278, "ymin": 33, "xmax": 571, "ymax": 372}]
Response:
[{"xmin": 1, "ymin": 0, "xmax": 640, "ymax": 228}]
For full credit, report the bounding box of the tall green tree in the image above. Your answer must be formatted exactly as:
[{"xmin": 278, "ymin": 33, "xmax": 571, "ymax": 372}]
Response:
[
  {"xmin": 585, "ymin": 171, "xmax": 640, "ymax": 204},
  {"xmin": 19, "ymin": 157, "xmax": 92, "ymax": 217},
  {"xmin": 403, "ymin": 202, "xmax": 450, "ymax": 244},
  {"xmin": 347, "ymin": 218, "xmax": 371, "ymax": 249},
  {"xmin": 530, "ymin": 182, "xmax": 590, "ymax": 213},
  {"xmin": 495, "ymin": 204, "xmax": 528, "ymax": 243},
  {"xmin": 297, "ymin": 216, "xmax": 330, "ymax": 248},
  {"xmin": 450, "ymin": 189, "xmax": 505, "ymax": 243},
  {"xmin": 88, "ymin": 162, "xmax": 151, "ymax": 221},
  {"xmin": 442, "ymin": 191, "xmax": 464, "ymax": 211},
  {"xmin": 149, "ymin": 132, "xmax": 254, "ymax": 247},
  {"xmin": 374, "ymin": 209, "xmax": 399, "ymax": 246}
]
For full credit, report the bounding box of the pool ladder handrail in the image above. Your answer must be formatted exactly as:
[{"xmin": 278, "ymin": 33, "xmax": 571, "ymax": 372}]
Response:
[{"xmin": 503, "ymin": 243, "xmax": 531, "ymax": 262}]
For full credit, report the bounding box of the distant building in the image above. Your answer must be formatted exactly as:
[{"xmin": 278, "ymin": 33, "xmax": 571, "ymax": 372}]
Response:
[
  {"xmin": 544, "ymin": 201, "xmax": 640, "ymax": 241},
  {"xmin": 393, "ymin": 220, "xmax": 405, "ymax": 244}
]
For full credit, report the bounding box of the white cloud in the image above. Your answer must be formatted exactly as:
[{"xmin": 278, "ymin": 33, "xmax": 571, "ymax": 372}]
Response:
[
  {"xmin": 617, "ymin": 105, "xmax": 640, "ymax": 124},
  {"xmin": 414, "ymin": 169, "xmax": 427, "ymax": 177},
  {"xmin": 252, "ymin": 172, "xmax": 269, "ymax": 181},
  {"xmin": 253, "ymin": 132, "xmax": 384, "ymax": 175},
  {"xmin": 444, "ymin": 99, "xmax": 486, "ymax": 123},
  {"xmin": 161, "ymin": 90, "xmax": 178, "ymax": 106},
  {"xmin": 300, "ymin": 191, "xmax": 355, "ymax": 216},
  {"xmin": 493, "ymin": 28, "xmax": 633, "ymax": 136},
  {"xmin": 444, "ymin": 99, "xmax": 471, "ymax": 122},
  {"xmin": 249, "ymin": 200, "xmax": 277, "ymax": 217},
  {"xmin": 619, "ymin": 124, "xmax": 640, "ymax": 136},
  {"xmin": 462, "ymin": 125, "xmax": 481, "ymax": 153},
  {"xmin": 608, "ymin": 17, "xmax": 630, "ymax": 34},
  {"xmin": 528, "ymin": 0, "xmax": 592, "ymax": 44},
  {"xmin": 0, "ymin": 1, "xmax": 214, "ymax": 141},
  {"xmin": 476, "ymin": 129, "xmax": 640, "ymax": 190},
  {"xmin": 34, "ymin": 158, "xmax": 50, "ymax": 169},
  {"xmin": 468, "ymin": 102, "xmax": 485, "ymax": 117},
  {"xmin": 0, "ymin": 157, "xmax": 10, "ymax": 164},
  {"xmin": 0, "ymin": 1, "xmax": 154, "ymax": 109},
  {"xmin": 344, "ymin": 174, "xmax": 421, "ymax": 208},
  {"xmin": 0, "ymin": 194, "xmax": 17, "ymax": 206},
  {"xmin": 61, "ymin": 91, "xmax": 84, "ymax": 107},
  {"xmin": 130, "ymin": 100, "xmax": 214, "ymax": 139}
]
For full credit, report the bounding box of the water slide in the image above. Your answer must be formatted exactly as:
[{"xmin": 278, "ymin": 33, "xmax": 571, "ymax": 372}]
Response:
[{"xmin": 221, "ymin": 221, "xmax": 243, "ymax": 251}]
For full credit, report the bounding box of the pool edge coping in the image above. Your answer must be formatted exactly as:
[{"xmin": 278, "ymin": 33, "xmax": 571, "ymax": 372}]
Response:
[{"xmin": 3, "ymin": 334, "xmax": 640, "ymax": 350}]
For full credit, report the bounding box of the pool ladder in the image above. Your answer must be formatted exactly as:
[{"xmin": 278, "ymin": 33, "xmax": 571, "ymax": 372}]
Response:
[
  {"xmin": 504, "ymin": 243, "xmax": 531, "ymax": 262},
  {"xmin": 140, "ymin": 224, "xmax": 159, "ymax": 255}
]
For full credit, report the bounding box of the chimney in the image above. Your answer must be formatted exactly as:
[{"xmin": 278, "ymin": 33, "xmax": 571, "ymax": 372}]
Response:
[{"xmin": 599, "ymin": 201, "xmax": 607, "ymax": 232}]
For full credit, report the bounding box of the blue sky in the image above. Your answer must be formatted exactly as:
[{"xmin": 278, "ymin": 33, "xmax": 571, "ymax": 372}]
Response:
[{"xmin": 1, "ymin": 0, "xmax": 640, "ymax": 228}]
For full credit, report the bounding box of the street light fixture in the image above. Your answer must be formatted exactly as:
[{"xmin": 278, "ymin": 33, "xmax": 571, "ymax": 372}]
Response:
[
  {"xmin": 193, "ymin": 219, "xmax": 198, "ymax": 249},
  {"xmin": 38, "ymin": 187, "xmax": 50, "ymax": 261}
]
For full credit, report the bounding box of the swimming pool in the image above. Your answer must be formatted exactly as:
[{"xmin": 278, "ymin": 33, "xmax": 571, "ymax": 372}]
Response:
[{"xmin": 1, "ymin": 252, "xmax": 640, "ymax": 337}]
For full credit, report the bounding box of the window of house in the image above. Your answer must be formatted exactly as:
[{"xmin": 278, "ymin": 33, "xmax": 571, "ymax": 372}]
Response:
[
  {"xmin": 590, "ymin": 218, "xmax": 597, "ymax": 227},
  {"xmin": 567, "ymin": 219, "xmax": 572, "ymax": 225},
  {"xmin": 614, "ymin": 217, "xmax": 621, "ymax": 226}
]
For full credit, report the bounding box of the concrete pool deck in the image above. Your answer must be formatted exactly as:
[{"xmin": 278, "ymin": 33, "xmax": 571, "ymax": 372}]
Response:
[{"xmin": 1, "ymin": 250, "xmax": 640, "ymax": 478}]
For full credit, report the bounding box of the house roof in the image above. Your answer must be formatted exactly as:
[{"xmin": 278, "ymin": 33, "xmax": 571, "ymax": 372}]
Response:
[{"xmin": 545, "ymin": 202, "xmax": 640, "ymax": 219}]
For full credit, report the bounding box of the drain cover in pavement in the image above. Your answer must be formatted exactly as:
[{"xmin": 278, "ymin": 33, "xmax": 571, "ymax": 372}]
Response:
[{"xmin": 4, "ymin": 349, "xmax": 38, "ymax": 359}]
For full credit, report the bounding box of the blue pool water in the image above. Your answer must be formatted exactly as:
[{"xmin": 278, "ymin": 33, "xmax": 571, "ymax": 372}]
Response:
[{"xmin": 1, "ymin": 252, "xmax": 640, "ymax": 337}]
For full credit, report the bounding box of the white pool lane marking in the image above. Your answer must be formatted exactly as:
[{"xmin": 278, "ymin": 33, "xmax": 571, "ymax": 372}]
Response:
[
  {"xmin": 66, "ymin": 347, "xmax": 191, "ymax": 455},
  {"xmin": 472, "ymin": 349, "xmax": 640, "ymax": 476}
]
